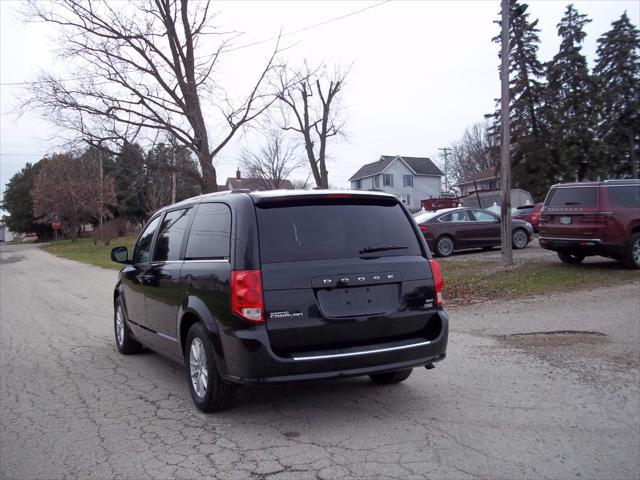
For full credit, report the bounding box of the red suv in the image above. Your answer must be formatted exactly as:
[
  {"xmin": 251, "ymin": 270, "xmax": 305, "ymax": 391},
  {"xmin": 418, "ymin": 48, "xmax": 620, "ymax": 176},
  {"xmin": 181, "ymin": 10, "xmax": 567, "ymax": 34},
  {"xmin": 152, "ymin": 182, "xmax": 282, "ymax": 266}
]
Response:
[{"xmin": 539, "ymin": 179, "xmax": 640, "ymax": 268}]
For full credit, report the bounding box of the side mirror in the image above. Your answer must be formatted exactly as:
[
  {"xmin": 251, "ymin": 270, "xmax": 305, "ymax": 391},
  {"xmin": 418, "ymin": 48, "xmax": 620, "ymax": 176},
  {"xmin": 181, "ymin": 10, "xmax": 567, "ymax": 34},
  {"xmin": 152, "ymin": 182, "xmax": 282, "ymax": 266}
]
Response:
[{"xmin": 111, "ymin": 246, "xmax": 130, "ymax": 264}]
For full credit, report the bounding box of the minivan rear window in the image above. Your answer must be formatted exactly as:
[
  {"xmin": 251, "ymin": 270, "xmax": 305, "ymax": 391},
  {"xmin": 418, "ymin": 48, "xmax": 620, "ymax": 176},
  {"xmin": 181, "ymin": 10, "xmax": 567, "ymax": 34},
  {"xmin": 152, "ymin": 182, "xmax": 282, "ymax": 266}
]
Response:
[
  {"xmin": 546, "ymin": 187, "xmax": 597, "ymax": 207},
  {"xmin": 256, "ymin": 201, "xmax": 422, "ymax": 263}
]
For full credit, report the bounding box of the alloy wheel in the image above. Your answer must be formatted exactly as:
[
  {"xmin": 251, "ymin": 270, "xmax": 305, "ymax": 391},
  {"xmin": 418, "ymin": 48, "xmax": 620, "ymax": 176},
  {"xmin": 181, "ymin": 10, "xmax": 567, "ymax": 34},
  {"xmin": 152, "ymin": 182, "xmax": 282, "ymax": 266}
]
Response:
[
  {"xmin": 437, "ymin": 237, "xmax": 454, "ymax": 256},
  {"xmin": 513, "ymin": 230, "xmax": 528, "ymax": 249},
  {"xmin": 189, "ymin": 338, "xmax": 208, "ymax": 398},
  {"xmin": 115, "ymin": 305, "xmax": 124, "ymax": 347}
]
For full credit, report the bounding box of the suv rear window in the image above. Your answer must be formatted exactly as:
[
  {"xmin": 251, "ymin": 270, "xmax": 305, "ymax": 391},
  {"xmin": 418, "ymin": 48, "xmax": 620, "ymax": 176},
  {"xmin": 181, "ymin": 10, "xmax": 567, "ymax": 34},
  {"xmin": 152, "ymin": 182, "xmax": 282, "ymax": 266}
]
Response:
[
  {"xmin": 546, "ymin": 187, "xmax": 597, "ymax": 207},
  {"xmin": 256, "ymin": 201, "xmax": 422, "ymax": 263}
]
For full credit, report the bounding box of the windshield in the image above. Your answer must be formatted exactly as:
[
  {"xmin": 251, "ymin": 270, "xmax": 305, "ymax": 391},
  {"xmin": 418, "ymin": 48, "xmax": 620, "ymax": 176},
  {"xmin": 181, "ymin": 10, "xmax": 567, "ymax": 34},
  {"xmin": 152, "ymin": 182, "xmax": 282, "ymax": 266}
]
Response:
[{"xmin": 256, "ymin": 201, "xmax": 423, "ymax": 263}]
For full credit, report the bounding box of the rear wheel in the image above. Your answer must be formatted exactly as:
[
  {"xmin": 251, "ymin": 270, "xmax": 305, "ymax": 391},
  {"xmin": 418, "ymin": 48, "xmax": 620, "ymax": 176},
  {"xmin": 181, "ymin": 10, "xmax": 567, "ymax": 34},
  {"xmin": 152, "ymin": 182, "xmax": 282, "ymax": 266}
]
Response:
[
  {"xmin": 435, "ymin": 236, "xmax": 455, "ymax": 257},
  {"xmin": 114, "ymin": 297, "xmax": 142, "ymax": 355},
  {"xmin": 512, "ymin": 228, "xmax": 529, "ymax": 249},
  {"xmin": 369, "ymin": 368, "xmax": 413, "ymax": 384},
  {"xmin": 557, "ymin": 251, "xmax": 586, "ymax": 265},
  {"xmin": 621, "ymin": 233, "xmax": 640, "ymax": 269},
  {"xmin": 185, "ymin": 323, "xmax": 237, "ymax": 412}
]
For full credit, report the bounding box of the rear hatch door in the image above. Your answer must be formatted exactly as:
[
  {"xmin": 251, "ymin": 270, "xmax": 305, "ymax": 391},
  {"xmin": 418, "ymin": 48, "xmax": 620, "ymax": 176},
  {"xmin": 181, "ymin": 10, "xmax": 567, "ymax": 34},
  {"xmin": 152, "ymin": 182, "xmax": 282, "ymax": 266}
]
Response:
[
  {"xmin": 254, "ymin": 195, "xmax": 437, "ymax": 355},
  {"xmin": 541, "ymin": 186, "xmax": 606, "ymax": 238}
]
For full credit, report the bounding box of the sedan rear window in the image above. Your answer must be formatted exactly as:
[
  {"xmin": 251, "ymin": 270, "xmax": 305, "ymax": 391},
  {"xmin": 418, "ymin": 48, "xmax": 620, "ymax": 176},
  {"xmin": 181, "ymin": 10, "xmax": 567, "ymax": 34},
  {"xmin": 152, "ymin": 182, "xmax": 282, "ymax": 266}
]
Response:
[
  {"xmin": 546, "ymin": 187, "xmax": 597, "ymax": 207},
  {"xmin": 256, "ymin": 201, "xmax": 422, "ymax": 263}
]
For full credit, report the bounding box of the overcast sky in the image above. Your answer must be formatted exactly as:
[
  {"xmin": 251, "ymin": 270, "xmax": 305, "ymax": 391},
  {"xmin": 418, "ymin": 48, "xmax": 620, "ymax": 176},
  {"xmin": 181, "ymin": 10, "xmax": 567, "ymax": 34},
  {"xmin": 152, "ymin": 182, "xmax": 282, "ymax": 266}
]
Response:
[{"xmin": 1, "ymin": 0, "xmax": 638, "ymax": 203}]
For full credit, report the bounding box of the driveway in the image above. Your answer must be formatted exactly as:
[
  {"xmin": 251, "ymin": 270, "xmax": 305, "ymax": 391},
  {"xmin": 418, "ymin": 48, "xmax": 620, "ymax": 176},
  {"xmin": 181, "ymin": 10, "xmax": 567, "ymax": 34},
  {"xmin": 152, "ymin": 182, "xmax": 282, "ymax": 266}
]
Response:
[{"xmin": 1, "ymin": 244, "xmax": 639, "ymax": 479}]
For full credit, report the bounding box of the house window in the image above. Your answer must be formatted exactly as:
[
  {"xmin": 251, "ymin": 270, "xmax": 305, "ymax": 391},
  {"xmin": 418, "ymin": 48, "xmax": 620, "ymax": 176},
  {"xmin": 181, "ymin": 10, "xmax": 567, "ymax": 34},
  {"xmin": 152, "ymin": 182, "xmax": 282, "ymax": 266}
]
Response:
[
  {"xmin": 352, "ymin": 179, "xmax": 362, "ymax": 190},
  {"xmin": 383, "ymin": 174, "xmax": 393, "ymax": 187},
  {"xmin": 373, "ymin": 175, "xmax": 380, "ymax": 188},
  {"xmin": 399, "ymin": 194, "xmax": 410, "ymax": 206},
  {"xmin": 403, "ymin": 175, "xmax": 413, "ymax": 187}
]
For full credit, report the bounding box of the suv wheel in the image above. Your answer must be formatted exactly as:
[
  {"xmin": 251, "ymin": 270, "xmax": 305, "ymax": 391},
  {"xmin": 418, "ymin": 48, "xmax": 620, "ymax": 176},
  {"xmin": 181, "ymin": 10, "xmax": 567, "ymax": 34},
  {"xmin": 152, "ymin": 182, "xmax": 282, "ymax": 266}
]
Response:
[
  {"xmin": 185, "ymin": 323, "xmax": 237, "ymax": 412},
  {"xmin": 512, "ymin": 229, "xmax": 529, "ymax": 249},
  {"xmin": 369, "ymin": 368, "xmax": 413, "ymax": 384},
  {"xmin": 435, "ymin": 236, "xmax": 455, "ymax": 257},
  {"xmin": 622, "ymin": 233, "xmax": 640, "ymax": 269},
  {"xmin": 557, "ymin": 251, "xmax": 586, "ymax": 265},
  {"xmin": 114, "ymin": 297, "xmax": 142, "ymax": 355}
]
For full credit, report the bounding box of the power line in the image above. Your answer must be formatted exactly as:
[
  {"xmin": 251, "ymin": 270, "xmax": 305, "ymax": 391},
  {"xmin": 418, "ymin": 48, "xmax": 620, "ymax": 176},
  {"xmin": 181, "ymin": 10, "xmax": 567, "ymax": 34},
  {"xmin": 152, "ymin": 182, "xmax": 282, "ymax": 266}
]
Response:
[{"xmin": 0, "ymin": 1, "xmax": 391, "ymax": 87}]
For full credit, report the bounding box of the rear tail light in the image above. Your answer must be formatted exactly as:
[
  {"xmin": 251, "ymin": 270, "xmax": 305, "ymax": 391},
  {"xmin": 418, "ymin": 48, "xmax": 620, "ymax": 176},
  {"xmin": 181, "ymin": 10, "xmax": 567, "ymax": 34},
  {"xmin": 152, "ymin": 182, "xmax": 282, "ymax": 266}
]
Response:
[
  {"xmin": 419, "ymin": 225, "xmax": 428, "ymax": 232},
  {"xmin": 231, "ymin": 270, "xmax": 264, "ymax": 323},
  {"xmin": 428, "ymin": 259, "xmax": 444, "ymax": 306},
  {"xmin": 578, "ymin": 212, "xmax": 613, "ymax": 223}
]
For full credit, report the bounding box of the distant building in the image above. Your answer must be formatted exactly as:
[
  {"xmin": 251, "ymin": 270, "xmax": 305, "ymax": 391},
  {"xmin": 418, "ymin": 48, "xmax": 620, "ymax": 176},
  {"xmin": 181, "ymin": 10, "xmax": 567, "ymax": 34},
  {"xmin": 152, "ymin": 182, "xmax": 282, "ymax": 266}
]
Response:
[
  {"xmin": 225, "ymin": 168, "xmax": 294, "ymax": 191},
  {"xmin": 348, "ymin": 155, "xmax": 443, "ymax": 210},
  {"xmin": 456, "ymin": 166, "xmax": 499, "ymax": 196}
]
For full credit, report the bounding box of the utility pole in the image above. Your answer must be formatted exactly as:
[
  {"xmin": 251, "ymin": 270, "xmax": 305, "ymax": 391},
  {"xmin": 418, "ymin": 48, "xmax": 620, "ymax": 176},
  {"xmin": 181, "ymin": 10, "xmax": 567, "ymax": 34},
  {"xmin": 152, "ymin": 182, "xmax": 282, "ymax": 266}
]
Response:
[
  {"xmin": 98, "ymin": 151, "xmax": 103, "ymax": 244},
  {"xmin": 438, "ymin": 147, "xmax": 451, "ymax": 193},
  {"xmin": 500, "ymin": 0, "xmax": 513, "ymax": 267}
]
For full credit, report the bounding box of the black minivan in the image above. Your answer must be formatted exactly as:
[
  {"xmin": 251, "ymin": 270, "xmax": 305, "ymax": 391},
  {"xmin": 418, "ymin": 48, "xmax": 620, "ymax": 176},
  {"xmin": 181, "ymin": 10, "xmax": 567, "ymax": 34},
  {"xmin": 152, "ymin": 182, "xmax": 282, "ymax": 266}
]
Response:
[{"xmin": 111, "ymin": 190, "xmax": 448, "ymax": 411}]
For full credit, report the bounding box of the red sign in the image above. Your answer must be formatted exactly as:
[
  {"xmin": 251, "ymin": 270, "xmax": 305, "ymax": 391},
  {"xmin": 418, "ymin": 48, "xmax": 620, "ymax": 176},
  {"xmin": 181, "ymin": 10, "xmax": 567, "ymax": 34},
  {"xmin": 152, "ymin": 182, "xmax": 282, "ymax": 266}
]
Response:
[{"xmin": 51, "ymin": 221, "xmax": 61, "ymax": 229}]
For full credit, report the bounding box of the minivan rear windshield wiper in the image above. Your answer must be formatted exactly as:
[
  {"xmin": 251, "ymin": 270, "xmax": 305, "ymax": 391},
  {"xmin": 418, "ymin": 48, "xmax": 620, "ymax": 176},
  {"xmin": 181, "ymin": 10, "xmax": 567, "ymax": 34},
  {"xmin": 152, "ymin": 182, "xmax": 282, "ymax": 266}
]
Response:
[{"xmin": 359, "ymin": 244, "xmax": 408, "ymax": 254}]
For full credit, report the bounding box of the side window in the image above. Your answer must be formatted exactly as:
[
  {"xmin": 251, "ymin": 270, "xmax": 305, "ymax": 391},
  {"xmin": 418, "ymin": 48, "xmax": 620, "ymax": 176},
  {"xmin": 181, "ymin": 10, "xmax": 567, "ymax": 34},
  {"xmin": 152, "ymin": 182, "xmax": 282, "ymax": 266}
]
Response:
[
  {"xmin": 608, "ymin": 186, "xmax": 640, "ymax": 208},
  {"xmin": 185, "ymin": 203, "xmax": 232, "ymax": 260},
  {"xmin": 471, "ymin": 210, "xmax": 498, "ymax": 222},
  {"xmin": 133, "ymin": 216, "xmax": 161, "ymax": 264},
  {"xmin": 439, "ymin": 213, "xmax": 452, "ymax": 222},
  {"xmin": 153, "ymin": 209, "xmax": 191, "ymax": 262}
]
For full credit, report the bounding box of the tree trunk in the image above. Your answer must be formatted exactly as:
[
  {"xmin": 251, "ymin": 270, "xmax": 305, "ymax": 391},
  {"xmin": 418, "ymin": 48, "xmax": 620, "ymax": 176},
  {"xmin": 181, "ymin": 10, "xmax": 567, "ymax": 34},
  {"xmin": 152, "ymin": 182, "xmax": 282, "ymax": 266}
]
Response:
[
  {"xmin": 199, "ymin": 150, "xmax": 217, "ymax": 193},
  {"xmin": 631, "ymin": 130, "xmax": 638, "ymax": 178}
]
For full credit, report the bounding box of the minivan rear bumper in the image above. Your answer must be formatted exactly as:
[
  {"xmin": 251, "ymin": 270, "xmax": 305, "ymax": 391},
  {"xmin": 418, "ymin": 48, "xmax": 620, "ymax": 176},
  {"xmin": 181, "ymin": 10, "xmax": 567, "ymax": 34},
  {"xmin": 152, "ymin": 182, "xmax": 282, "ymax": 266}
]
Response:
[{"xmin": 215, "ymin": 310, "xmax": 449, "ymax": 385}]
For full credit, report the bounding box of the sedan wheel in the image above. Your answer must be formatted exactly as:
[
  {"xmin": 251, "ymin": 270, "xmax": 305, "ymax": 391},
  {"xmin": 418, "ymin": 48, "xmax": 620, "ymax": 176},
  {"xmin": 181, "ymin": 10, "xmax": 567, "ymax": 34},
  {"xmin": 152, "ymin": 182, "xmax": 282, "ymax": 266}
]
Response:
[
  {"xmin": 435, "ymin": 236, "xmax": 455, "ymax": 257},
  {"xmin": 512, "ymin": 229, "xmax": 528, "ymax": 249}
]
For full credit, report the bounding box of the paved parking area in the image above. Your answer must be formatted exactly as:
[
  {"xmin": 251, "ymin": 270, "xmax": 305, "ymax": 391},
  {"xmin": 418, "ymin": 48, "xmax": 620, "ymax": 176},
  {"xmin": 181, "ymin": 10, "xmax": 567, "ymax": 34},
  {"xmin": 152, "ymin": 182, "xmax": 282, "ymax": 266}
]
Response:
[{"xmin": 1, "ymin": 244, "xmax": 639, "ymax": 479}]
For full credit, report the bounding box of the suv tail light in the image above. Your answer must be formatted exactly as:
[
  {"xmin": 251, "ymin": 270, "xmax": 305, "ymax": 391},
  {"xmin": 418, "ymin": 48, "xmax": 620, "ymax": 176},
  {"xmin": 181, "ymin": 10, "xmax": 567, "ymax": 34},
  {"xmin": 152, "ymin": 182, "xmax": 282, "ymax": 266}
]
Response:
[
  {"xmin": 578, "ymin": 212, "xmax": 613, "ymax": 223},
  {"xmin": 429, "ymin": 259, "xmax": 444, "ymax": 306},
  {"xmin": 231, "ymin": 270, "xmax": 264, "ymax": 323}
]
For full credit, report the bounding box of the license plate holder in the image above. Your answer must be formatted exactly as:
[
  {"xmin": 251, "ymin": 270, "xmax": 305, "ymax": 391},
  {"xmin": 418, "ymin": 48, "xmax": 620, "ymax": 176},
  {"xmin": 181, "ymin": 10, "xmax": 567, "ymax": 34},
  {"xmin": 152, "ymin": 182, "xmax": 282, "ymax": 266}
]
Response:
[{"xmin": 559, "ymin": 216, "xmax": 572, "ymax": 224}]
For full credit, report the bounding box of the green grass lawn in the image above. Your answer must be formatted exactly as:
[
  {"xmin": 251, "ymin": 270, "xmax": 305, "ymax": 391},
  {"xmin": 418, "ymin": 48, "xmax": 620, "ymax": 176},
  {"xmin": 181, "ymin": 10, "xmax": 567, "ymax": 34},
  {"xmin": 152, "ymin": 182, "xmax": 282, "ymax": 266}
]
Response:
[
  {"xmin": 440, "ymin": 258, "xmax": 639, "ymax": 307},
  {"xmin": 42, "ymin": 235, "xmax": 137, "ymax": 270}
]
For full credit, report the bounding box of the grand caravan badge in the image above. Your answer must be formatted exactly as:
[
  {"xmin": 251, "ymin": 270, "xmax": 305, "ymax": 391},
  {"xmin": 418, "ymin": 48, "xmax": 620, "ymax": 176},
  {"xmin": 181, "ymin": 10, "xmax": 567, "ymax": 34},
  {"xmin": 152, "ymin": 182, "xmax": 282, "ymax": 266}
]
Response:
[{"xmin": 269, "ymin": 311, "xmax": 304, "ymax": 319}]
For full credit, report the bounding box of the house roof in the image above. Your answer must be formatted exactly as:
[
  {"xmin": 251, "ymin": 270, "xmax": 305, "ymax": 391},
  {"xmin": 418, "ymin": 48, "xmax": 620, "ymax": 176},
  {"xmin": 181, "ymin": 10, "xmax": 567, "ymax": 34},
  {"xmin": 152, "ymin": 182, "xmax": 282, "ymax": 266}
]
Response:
[
  {"xmin": 457, "ymin": 166, "xmax": 499, "ymax": 186},
  {"xmin": 349, "ymin": 155, "xmax": 444, "ymax": 181},
  {"xmin": 225, "ymin": 177, "xmax": 294, "ymax": 191}
]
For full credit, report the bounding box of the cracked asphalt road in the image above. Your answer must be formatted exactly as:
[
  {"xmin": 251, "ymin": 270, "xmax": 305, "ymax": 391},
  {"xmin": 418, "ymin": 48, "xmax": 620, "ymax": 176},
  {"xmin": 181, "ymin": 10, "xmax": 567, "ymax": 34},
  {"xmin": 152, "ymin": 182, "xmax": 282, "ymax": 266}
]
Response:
[{"xmin": 1, "ymin": 243, "xmax": 639, "ymax": 480}]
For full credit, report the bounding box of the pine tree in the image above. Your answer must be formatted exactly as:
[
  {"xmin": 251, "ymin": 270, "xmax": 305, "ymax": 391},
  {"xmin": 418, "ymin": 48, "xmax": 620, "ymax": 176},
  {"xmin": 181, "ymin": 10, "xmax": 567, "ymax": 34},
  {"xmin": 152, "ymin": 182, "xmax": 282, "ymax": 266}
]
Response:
[
  {"xmin": 593, "ymin": 12, "xmax": 640, "ymax": 178},
  {"xmin": 543, "ymin": 4, "xmax": 596, "ymax": 182},
  {"xmin": 488, "ymin": 0, "xmax": 551, "ymax": 198}
]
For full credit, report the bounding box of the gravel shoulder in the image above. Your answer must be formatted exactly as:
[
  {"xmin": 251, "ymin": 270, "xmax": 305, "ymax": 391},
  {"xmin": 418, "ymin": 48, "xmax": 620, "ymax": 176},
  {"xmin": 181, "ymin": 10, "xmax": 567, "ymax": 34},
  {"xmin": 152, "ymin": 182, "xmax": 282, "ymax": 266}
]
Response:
[{"xmin": 1, "ymin": 244, "xmax": 639, "ymax": 480}]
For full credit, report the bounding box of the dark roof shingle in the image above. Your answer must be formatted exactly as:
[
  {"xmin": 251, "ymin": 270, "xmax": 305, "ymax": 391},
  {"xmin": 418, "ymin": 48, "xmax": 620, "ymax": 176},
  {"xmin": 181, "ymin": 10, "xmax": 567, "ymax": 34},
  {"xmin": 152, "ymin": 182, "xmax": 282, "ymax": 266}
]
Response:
[
  {"xmin": 349, "ymin": 155, "xmax": 443, "ymax": 181},
  {"xmin": 456, "ymin": 166, "xmax": 499, "ymax": 185}
]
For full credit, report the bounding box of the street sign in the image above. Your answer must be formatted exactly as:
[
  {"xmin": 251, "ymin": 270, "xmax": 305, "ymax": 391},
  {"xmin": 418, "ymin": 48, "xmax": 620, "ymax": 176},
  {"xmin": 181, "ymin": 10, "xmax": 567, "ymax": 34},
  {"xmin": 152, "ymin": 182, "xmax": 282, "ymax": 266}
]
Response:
[{"xmin": 52, "ymin": 221, "xmax": 61, "ymax": 229}]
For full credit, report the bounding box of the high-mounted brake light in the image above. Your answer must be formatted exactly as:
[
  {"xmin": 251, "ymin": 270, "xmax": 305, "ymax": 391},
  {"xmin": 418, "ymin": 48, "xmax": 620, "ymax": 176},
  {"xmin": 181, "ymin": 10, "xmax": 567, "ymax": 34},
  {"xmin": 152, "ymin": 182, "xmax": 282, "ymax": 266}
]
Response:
[
  {"xmin": 429, "ymin": 259, "xmax": 444, "ymax": 306},
  {"xmin": 325, "ymin": 193, "xmax": 352, "ymax": 198},
  {"xmin": 231, "ymin": 270, "xmax": 264, "ymax": 323}
]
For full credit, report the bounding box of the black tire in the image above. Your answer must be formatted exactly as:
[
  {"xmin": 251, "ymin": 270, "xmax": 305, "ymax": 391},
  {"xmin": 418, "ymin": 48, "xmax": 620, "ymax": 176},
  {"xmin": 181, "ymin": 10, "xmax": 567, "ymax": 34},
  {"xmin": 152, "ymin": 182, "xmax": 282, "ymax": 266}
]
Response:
[
  {"xmin": 435, "ymin": 235, "xmax": 455, "ymax": 257},
  {"xmin": 557, "ymin": 251, "xmax": 586, "ymax": 265},
  {"xmin": 621, "ymin": 233, "xmax": 640, "ymax": 269},
  {"xmin": 369, "ymin": 368, "xmax": 413, "ymax": 385},
  {"xmin": 185, "ymin": 323, "xmax": 237, "ymax": 412},
  {"xmin": 114, "ymin": 297, "xmax": 143, "ymax": 355},
  {"xmin": 512, "ymin": 228, "xmax": 529, "ymax": 249}
]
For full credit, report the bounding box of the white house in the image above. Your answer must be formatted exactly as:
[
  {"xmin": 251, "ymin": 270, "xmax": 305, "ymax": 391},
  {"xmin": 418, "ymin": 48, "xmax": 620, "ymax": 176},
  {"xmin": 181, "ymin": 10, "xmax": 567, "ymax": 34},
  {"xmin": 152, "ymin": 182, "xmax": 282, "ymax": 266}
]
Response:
[{"xmin": 349, "ymin": 155, "xmax": 443, "ymax": 210}]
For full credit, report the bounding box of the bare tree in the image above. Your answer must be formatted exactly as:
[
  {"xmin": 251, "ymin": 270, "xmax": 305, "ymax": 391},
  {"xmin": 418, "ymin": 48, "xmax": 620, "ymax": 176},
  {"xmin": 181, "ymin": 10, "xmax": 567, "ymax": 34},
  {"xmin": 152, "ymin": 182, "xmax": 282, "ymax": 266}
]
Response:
[
  {"xmin": 241, "ymin": 126, "xmax": 304, "ymax": 189},
  {"xmin": 449, "ymin": 121, "xmax": 499, "ymax": 186},
  {"xmin": 274, "ymin": 62, "xmax": 349, "ymax": 189},
  {"xmin": 33, "ymin": 151, "xmax": 117, "ymax": 240},
  {"xmin": 23, "ymin": 0, "xmax": 283, "ymax": 193}
]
